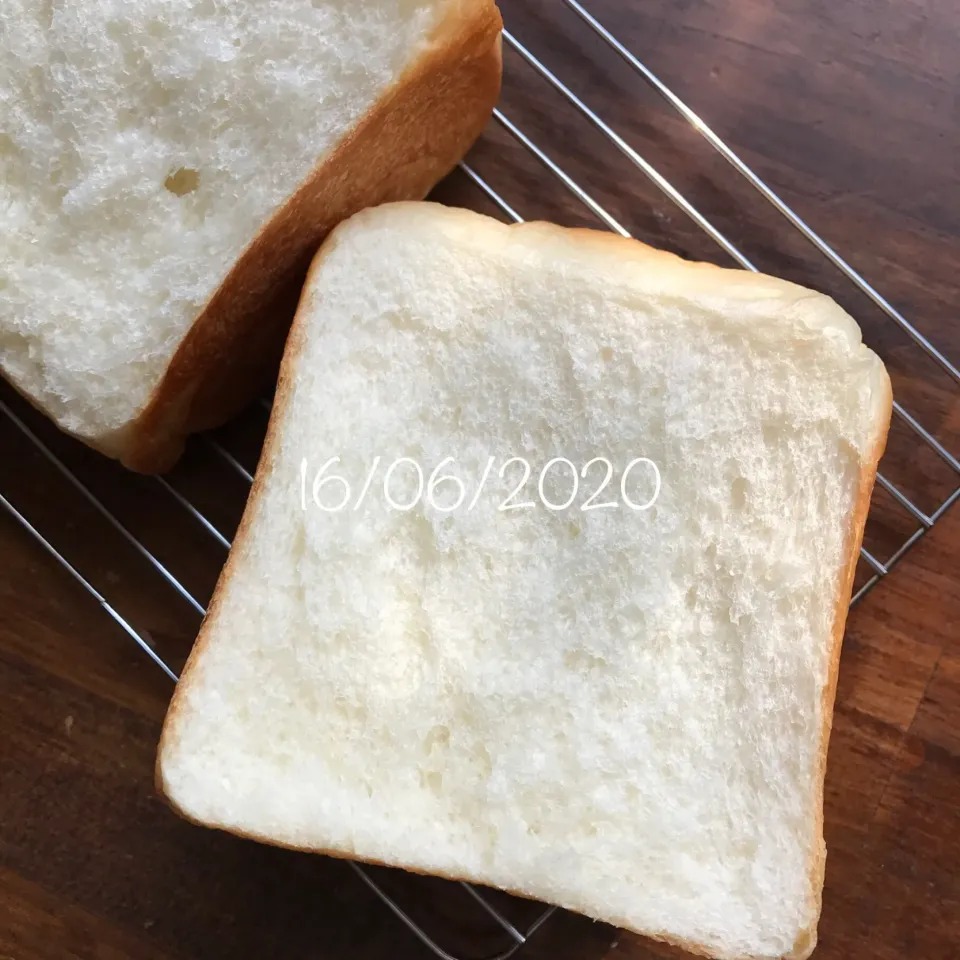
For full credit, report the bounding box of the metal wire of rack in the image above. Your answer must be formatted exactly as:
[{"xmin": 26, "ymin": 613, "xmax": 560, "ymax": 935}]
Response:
[{"xmin": 2, "ymin": 2, "xmax": 959, "ymax": 958}]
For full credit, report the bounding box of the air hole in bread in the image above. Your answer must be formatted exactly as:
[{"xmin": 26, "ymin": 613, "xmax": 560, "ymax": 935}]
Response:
[
  {"xmin": 473, "ymin": 742, "xmax": 493, "ymax": 780},
  {"xmin": 334, "ymin": 696, "xmax": 367, "ymax": 723},
  {"xmin": 424, "ymin": 725, "xmax": 450, "ymax": 754},
  {"xmin": 731, "ymin": 476, "xmax": 748, "ymax": 508},
  {"xmin": 420, "ymin": 769, "xmax": 443, "ymax": 794},
  {"xmin": 165, "ymin": 167, "xmax": 200, "ymax": 196},
  {"xmin": 563, "ymin": 649, "xmax": 608, "ymax": 671},
  {"xmin": 388, "ymin": 309, "xmax": 418, "ymax": 331}
]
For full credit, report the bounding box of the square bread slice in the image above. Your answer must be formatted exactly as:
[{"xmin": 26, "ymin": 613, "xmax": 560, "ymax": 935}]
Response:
[
  {"xmin": 158, "ymin": 203, "xmax": 892, "ymax": 960},
  {"xmin": 0, "ymin": 0, "xmax": 500, "ymax": 471}
]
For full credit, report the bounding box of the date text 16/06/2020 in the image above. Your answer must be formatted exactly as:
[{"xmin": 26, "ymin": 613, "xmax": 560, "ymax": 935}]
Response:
[{"xmin": 299, "ymin": 456, "xmax": 661, "ymax": 515}]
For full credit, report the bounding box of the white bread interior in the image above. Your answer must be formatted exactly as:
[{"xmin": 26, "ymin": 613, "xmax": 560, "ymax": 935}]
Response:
[
  {"xmin": 158, "ymin": 203, "xmax": 892, "ymax": 960},
  {"xmin": 0, "ymin": 0, "xmax": 499, "ymax": 468}
]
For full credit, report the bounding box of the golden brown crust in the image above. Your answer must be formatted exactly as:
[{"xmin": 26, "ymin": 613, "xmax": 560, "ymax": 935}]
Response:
[
  {"xmin": 795, "ymin": 360, "xmax": 893, "ymax": 960},
  {"xmin": 158, "ymin": 208, "xmax": 895, "ymax": 960},
  {"xmin": 96, "ymin": 2, "xmax": 502, "ymax": 472}
]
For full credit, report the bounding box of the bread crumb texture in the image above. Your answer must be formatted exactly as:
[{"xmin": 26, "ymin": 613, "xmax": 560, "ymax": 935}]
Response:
[
  {"xmin": 160, "ymin": 205, "xmax": 890, "ymax": 960},
  {"xmin": 0, "ymin": 0, "xmax": 452, "ymax": 437}
]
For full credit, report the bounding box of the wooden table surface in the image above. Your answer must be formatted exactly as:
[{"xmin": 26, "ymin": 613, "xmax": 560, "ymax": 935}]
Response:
[{"xmin": 2, "ymin": 1, "xmax": 959, "ymax": 958}]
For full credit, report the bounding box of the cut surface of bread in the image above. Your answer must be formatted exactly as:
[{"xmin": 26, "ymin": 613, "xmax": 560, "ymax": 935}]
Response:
[
  {"xmin": 158, "ymin": 203, "xmax": 892, "ymax": 960},
  {"xmin": 0, "ymin": 0, "xmax": 500, "ymax": 470}
]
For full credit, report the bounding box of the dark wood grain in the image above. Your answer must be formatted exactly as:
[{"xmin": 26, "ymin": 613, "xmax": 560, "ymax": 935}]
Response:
[{"xmin": 2, "ymin": 1, "xmax": 959, "ymax": 958}]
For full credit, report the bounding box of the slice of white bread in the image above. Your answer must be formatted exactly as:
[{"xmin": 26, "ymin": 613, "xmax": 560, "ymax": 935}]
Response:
[
  {"xmin": 0, "ymin": 1, "xmax": 500, "ymax": 471},
  {"xmin": 158, "ymin": 203, "xmax": 892, "ymax": 960}
]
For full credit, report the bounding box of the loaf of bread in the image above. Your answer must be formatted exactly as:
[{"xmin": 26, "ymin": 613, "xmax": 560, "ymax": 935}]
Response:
[
  {"xmin": 0, "ymin": 0, "xmax": 501, "ymax": 471},
  {"xmin": 158, "ymin": 203, "xmax": 892, "ymax": 960}
]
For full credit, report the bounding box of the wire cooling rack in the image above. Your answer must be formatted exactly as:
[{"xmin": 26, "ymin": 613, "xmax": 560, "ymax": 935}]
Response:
[{"xmin": 2, "ymin": 2, "xmax": 959, "ymax": 958}]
